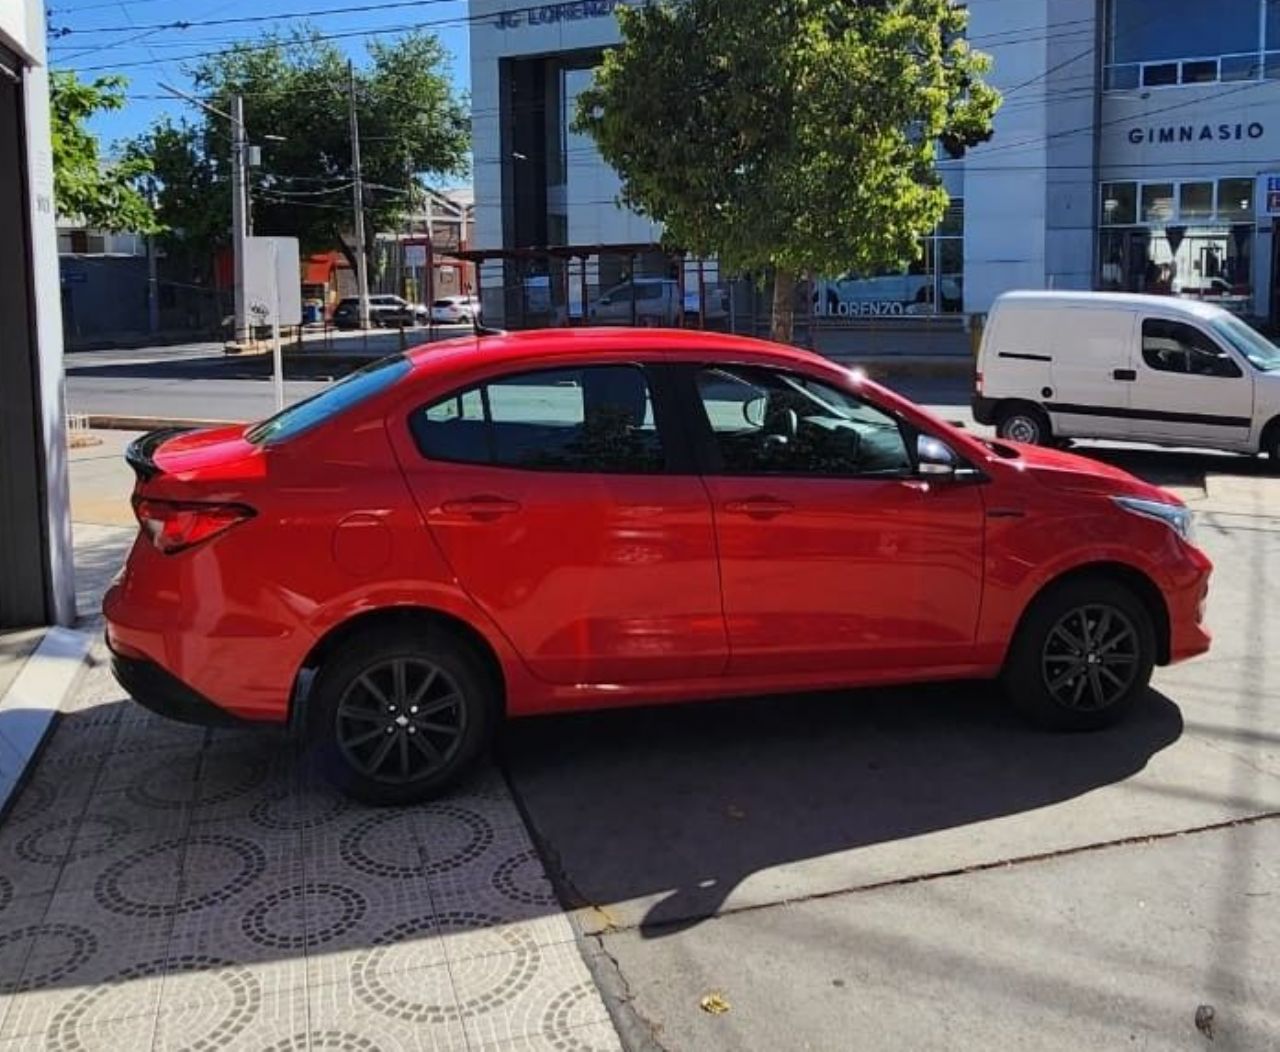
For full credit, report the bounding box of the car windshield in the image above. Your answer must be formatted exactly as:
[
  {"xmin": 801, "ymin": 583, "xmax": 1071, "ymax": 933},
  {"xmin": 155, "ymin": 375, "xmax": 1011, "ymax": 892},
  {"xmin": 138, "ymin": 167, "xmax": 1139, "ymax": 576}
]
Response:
[
  {"xmin": 244, "ymin": 354, "xmax": 412, "ymax": 445},
  {"xmin": 1210, "ymin": 314, "xmax": 1280, "ymax": 372}
]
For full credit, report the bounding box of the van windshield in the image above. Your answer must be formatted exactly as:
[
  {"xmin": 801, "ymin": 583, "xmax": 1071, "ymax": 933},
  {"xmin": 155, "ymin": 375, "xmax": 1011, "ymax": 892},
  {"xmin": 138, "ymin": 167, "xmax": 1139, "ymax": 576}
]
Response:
[{"xmin": 1210, "ymin": 314, "xmax": 1280, "ymax": 372}]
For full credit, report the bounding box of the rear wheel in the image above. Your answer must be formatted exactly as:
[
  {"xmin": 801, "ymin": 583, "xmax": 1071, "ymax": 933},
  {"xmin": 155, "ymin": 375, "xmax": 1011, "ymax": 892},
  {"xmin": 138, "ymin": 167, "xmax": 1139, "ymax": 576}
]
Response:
[
  {"xmin": 1263, "ymin": 421, "xmax": 1280, "ymax": 469},
  {"xmin": 1002, "ymin": 577, "xmax": 1155, "ymax": 731},
  {"xmin": 996, "ymin": 403, "xmax": 1051, "ymax": 445},
  {"xmin": 307, "ymin": 628, "xmax": 497, "ymax": 804}
]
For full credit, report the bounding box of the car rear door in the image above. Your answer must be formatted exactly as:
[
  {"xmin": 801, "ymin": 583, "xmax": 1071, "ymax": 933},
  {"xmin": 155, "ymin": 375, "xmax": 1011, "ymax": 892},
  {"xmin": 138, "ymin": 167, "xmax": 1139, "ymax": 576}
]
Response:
[
  {"xmin": 1046, "ymin": 307, "xmax": 1138, "ymax": 441},
  {"xmin": 393, "ymin": 361, "xmax": 727, "ymax": 686},
  {"xmin": 1127, "ymin": 315, "xmax": 1254, "ymax": 448},
  {"xmin": 683, "ymin": 363, "xmax": 985, "ymax": 677}
]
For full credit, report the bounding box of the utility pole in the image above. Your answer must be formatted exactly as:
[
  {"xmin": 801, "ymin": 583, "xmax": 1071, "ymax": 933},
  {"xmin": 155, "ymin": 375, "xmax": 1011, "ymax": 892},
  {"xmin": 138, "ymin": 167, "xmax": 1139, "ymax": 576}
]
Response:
[
  {"xmin": 348, "ymin": 61, "xmax": 371, "ymax": 330},
  {"xmin": 231, "ymin": 94, "xmax": 248, "ymax": 347}
]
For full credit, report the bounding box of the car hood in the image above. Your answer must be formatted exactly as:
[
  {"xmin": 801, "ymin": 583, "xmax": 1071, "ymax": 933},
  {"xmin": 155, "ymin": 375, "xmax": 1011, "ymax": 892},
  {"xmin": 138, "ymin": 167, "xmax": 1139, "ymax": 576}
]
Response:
[{"xmin": 996, "ymin": 441, "xmax": 1177, "ymax": 502}]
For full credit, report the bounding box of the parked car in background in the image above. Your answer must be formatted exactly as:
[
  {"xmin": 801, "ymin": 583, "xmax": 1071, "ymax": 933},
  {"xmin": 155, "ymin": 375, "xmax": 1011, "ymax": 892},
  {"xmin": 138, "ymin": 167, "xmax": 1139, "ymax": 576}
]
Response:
[
  {"xmin": 973, "ymin": 291, "xmax": 1280, "ymax": 459},
  {"xmin": 589, "ymin": 278, "xmax": 729, "ymax": 325},
  {"xmin": 107, "ymin": 327, "xmax": 1211, "ymax": 804},
  {"xmin": 431, "ymin": 295, "xmax": 481, "ymax": 324},
  {"xmin": 332, "ymin": 294, "xmax": 428, "ymax": 329}
]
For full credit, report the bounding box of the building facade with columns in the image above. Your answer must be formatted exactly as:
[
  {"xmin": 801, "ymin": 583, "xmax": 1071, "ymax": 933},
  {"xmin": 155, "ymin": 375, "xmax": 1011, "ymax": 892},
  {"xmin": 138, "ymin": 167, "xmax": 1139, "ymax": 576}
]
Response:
[{"xmin": 469, "ymin": 0, "xmax": 1280, "ymax": 327}]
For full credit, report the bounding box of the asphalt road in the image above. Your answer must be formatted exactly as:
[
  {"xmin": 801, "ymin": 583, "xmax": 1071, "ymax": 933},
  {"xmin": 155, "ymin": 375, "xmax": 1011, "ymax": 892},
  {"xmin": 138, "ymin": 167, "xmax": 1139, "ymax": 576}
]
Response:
[
  {"xmin": 497, "ymin": 453, "xmax": 1280, "ymax": 1051},
  {"xmin": 64, "ymin": 337, "xmax": 975, "ymax": 425}
]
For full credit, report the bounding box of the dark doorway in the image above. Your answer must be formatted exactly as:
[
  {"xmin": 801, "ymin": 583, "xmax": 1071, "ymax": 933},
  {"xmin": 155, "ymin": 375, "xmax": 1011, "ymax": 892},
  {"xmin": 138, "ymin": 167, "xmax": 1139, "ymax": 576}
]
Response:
[{"xmin": 0, "ymin": 53, "xmax": 53, "ymax": 627}]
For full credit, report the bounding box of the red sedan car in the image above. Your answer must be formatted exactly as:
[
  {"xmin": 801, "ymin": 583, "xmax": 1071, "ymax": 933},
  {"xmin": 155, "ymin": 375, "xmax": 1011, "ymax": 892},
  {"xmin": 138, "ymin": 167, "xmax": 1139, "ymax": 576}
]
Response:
[{"xmin": 105, "ymin": 329, "xmax": 1212, "ymax": 803}]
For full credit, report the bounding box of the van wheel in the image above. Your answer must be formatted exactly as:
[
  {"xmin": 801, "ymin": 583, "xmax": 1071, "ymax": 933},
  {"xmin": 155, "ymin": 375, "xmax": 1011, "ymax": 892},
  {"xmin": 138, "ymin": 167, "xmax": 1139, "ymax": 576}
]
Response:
[
  {"xmin": 1002, "ymin": 577, "xmax": 1155, "ymax": 732},
  {"xmin": 306, "ymin": 628, "xmax": 497, "ymax": 804},
  {"xmin": 1263, "ymin": 422, "xmax": 1280, "ymax": 467},
  {"xmin": 996, "ymin": 404, "xmax": 1051, "ymax": 445}
]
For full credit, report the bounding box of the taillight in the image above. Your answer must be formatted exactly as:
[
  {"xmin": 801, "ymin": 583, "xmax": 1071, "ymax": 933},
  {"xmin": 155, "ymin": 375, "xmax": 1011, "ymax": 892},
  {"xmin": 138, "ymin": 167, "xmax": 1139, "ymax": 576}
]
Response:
[
  {"xmin": 133, "ymin": 498, "xmax": 255, "ymax": 554},
  {"xmin": 975, "ymin": 370, "xmax": 984, "ymax": 394}
]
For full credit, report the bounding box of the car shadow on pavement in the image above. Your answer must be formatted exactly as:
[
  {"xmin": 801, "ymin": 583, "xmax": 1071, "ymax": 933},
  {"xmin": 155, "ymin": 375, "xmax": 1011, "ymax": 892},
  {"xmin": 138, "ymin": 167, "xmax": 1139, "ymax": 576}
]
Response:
[{"xmin": 498, "ymin": 682, "xmax": 1184, "ymax": 938}]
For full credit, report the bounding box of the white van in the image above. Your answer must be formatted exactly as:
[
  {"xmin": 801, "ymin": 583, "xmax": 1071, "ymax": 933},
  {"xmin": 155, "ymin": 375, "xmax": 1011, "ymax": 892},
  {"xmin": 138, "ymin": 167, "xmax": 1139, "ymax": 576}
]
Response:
[{"xmin": 973, "ymin": 291, "xmax": 1280, "ymax": 460}]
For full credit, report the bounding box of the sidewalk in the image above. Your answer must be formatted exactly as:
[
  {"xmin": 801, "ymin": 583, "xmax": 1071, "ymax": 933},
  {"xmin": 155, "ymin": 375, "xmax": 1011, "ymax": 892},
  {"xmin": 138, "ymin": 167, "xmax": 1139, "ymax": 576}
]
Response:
[{"xmin": 0, "ymin": 440, "xmax": 623, "ymax": 1052}]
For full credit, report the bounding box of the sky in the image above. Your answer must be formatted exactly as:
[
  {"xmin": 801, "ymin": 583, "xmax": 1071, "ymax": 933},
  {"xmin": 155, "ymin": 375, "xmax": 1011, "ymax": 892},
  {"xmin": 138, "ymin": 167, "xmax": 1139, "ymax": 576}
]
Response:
[{"xmin": 46, "ymin": 0, "xmax": 473, "ymax": 153}]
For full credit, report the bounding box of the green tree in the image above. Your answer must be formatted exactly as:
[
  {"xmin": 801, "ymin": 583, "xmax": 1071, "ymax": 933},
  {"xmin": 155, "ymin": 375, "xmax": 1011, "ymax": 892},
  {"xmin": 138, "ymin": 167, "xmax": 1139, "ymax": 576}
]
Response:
[
  {"xmin": 574, "ymin": 0, "xmax": 1000, "ymax": 342},
  {"xmin": 128, "ymin": 28, "xmax": 468, "ymax": 277},
  {"xmin": 50, "ymin": 71, "xmax": 158, "ymax": 233}
]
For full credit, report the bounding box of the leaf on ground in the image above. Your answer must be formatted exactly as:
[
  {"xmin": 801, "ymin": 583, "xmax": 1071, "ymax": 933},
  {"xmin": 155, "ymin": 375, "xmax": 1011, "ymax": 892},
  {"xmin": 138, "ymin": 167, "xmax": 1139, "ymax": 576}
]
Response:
[{"xmin": 700, "ymin": 992, "xmax": 731, "ymax": 1015}]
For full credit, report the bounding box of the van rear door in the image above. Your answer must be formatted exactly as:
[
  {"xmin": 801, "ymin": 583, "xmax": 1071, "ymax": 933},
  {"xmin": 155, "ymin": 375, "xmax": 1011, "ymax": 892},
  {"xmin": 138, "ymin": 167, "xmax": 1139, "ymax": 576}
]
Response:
[{"xmin": 1047, "ymin": 307, "xmax": 1138, "ymax": 441}]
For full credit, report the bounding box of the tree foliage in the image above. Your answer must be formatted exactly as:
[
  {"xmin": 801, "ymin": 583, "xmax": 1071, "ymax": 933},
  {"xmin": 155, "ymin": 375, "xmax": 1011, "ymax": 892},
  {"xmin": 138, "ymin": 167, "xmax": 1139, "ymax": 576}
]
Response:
[
  {"xmin": 128, "ymin": 28, "xmax": 469, "ymax": 272},
  {"xmin": 50, "ymin": 71, "xmax": 158, "ymax": 233},
  {"xmin": 574, "ymin": 0, "xmax": 1001, "ymax": 340}
]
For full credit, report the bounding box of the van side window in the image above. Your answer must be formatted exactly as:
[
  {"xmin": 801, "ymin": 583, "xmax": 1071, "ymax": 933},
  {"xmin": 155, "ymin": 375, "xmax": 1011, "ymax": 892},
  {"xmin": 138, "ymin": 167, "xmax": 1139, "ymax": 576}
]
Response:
[{"xmin": 1141, "ymin": 320, "xmax": 1242, "ymax": 379}]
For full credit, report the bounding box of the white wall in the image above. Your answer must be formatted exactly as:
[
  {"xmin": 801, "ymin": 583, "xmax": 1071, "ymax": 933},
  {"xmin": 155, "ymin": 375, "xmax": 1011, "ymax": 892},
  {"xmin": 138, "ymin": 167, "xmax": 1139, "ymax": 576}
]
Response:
[
  {"xmin": 2, "ymin": 0, "xmax": 75, "ymax": 625},
  {"xmin": 962, "ymin": 0, "xmax": 1098, "ymax": 313}
]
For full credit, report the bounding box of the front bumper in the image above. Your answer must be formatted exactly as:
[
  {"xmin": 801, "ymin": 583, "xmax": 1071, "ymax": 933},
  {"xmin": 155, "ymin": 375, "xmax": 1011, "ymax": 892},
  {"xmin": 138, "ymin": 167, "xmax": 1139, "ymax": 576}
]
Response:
[{"xmin": 109, "ymin": 648, "xmax": 247, "ymax": 727}]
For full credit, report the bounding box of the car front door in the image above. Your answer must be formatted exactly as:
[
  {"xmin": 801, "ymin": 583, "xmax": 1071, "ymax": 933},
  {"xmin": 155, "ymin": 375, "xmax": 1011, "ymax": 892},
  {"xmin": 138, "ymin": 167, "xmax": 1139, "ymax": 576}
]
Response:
[
  {"xmin": 395, "ymin": 362, "xmax": 727, "ymax": 686},
  {"xmin": 1128, "ymin": 316, "xmax": 1254, "ymax": 448},
  {"xmin": 685, "ymin": 364, "xmax": 985, "ymax": 677}
]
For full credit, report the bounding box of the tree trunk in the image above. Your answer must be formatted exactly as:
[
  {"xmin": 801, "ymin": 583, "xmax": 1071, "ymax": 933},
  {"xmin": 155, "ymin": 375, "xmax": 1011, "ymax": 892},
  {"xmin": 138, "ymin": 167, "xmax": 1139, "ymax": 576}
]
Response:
[{"xmin": 770, "ymin": 268, "xmax": 796, "ymax": 344}]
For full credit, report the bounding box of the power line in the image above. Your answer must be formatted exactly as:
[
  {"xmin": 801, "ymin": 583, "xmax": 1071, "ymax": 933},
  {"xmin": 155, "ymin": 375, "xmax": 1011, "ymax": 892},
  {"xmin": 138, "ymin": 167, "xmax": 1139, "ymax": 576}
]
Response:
[{"xmin": 52, "ymin": 0, "xmax": 461, "ymax": 36}]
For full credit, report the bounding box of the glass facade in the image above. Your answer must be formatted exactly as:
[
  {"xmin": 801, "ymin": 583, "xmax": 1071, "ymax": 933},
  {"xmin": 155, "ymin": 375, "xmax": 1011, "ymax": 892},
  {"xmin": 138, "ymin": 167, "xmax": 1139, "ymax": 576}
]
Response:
[
  {"xmin": 812, "ymin": 200, "xmax": 965, "ymax": 318},
  {"xmin": 1105, "ymin": 0, "xmax": 1280, "ymax": 89},
  {"xmin": 1098, "ymin": 178, "xmax": 1255, "ymax": 314}
]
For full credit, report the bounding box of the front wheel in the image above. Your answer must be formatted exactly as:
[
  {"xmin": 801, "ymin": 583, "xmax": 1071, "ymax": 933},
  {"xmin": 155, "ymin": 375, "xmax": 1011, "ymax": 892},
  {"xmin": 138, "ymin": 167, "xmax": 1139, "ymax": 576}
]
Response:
[
  {"xmin": 1002, "ymin": 577, "xmax": 1156, "ymax": 731},
  {"xmin": 307, "ymin": 628, "xmax": 497, "ymax": 804}
]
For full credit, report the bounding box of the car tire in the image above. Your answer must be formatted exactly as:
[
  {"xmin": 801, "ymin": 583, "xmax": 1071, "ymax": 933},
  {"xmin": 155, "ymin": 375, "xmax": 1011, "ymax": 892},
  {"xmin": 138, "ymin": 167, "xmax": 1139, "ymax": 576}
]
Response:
[
  {"xmin": 996, "ymin": 403, "xmax": 1051, "ymax": 445},
  {"xmin": 1001, "ymin": 576, "xmax": 1155, "ymax": 732},
  {"xmin": 306, "ymin": 627, "xmax": 498, "ymax": 804},
  {"xmin": 1263, "ymin": 421, "xmax": 1280, "ymax": 468}
]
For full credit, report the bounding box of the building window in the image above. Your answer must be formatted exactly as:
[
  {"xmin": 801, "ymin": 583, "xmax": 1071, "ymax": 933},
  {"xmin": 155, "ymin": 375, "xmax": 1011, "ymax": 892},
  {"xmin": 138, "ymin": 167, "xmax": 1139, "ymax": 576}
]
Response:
[
  {"xmin": 1105, "ymin": 0, "xmax": 1268, "ymax": 89},
  {"xmin": 1099, "ymin": 178, "xmax": 1256, "ymax": 314},
  {"xmin": 812, "ymin": 199, "xmax": 964, "ymax": 318}
]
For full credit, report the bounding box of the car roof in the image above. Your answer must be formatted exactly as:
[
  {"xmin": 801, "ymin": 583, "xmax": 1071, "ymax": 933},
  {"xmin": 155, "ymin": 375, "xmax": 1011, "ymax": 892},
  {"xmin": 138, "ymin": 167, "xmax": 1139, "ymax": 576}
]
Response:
[
  {"xmin": 993, "ymin": 289, "xmax": 1229, "ymax": 321},
  {"xmin": 406, "ymin": 326, "xmax": 827, "ymax": 377}
]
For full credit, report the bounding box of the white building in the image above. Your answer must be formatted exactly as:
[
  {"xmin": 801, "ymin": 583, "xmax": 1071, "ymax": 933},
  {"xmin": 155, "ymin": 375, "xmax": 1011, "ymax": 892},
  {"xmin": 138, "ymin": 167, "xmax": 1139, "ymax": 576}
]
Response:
[
  {"xmin": 469, "ymin": 0, "xmax": 1280, "ymax": 328},
  {"xmin": 0, "ymin": 0, "xmax": 75, "ymax": 629}
]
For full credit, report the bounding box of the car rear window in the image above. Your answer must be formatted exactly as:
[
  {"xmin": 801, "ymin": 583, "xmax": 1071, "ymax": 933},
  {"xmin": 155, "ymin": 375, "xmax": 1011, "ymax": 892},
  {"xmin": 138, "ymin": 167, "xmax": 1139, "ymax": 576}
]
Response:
[
  {"xmin": 433, "ymin": 299, "xmax": 456, "ymax": 307},
  {"xmin": 245, "ymin": 354, "xmax": 411, "ymax": 446}
]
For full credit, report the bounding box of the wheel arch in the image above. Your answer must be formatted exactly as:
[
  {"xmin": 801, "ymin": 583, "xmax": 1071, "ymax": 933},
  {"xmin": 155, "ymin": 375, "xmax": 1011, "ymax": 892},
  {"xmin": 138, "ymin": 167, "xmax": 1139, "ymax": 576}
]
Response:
[
  {"xmin": 1260, "ymin": 414, "xmax": 1280, "ymax": 456},
  {"xmin": 290, "ymin": 605, "xmax": 508, "ymax": 729},
  {"xmin": 1012, "ymin": 560, "xmax": 1171, "ymax": 666}
]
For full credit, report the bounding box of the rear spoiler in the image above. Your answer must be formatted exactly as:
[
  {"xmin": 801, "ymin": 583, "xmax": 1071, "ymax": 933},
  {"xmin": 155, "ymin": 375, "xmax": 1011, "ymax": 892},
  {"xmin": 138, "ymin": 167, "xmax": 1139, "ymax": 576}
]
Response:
[{"xmin": 125, "ymin": 427, "xmax": 193, "ymax": 482}]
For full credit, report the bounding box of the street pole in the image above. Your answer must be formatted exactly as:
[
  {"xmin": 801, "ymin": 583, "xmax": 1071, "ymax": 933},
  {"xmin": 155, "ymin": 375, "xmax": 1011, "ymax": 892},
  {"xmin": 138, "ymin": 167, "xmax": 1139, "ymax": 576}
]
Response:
[
  {"xmin": 231, "ymin": 94, "xmax": 248, "ymax": 347},
  {"xmin": 271, "ymin": 239, "xmax": 284, "ymax": 410},
  {"xmin": 348, "ymin": 61, "xmax": 371, "ymax": 331}
]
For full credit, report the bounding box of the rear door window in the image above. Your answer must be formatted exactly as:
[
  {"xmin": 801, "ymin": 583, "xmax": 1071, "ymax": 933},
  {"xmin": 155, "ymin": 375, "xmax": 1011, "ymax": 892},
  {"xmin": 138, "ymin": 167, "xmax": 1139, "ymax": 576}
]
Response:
[{"xmin": 411, "ymin": 365, "xmax": 665, "ymax": 473}]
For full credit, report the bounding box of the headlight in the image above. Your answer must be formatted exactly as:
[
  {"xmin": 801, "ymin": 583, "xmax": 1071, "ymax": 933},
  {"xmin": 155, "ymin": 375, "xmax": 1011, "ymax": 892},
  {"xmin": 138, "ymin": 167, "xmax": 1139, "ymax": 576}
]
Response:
[{"xmin": 1112, "ymin": 496, "xmax": 1194, "ymax": 543}]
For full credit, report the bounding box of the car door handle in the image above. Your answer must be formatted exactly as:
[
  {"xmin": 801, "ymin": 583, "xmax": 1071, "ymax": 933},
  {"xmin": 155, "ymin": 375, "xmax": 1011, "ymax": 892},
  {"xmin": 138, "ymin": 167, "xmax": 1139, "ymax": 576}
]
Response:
[
  {"xmin": 723, "ymin": 497, "xmax": 794, "ymax": 518},
  {"xmin": 440, "ymin": 496, "xmax": 522, "ymax": 520},
  {"xmin": 1113, "ymin": 369, "xmax": 1137, "ymax": 381}
]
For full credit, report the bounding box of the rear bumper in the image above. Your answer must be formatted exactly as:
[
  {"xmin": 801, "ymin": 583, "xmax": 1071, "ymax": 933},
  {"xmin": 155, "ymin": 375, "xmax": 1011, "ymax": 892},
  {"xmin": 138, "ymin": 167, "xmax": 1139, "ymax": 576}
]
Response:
[
  {"xmin": 972, "ymin": 394, "xmax": 998, "ymax": 426},
  {"xmin": 109, "ymin": 648, "xmax": 247, "ymax": 727}
]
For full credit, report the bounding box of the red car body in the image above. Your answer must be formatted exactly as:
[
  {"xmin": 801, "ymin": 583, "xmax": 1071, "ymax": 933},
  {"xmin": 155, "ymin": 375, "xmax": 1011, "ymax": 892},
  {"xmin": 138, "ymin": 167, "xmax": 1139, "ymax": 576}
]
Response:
[{"xmin": 105, "ymin": 328, "xmax": 1211, "ymax": 743}]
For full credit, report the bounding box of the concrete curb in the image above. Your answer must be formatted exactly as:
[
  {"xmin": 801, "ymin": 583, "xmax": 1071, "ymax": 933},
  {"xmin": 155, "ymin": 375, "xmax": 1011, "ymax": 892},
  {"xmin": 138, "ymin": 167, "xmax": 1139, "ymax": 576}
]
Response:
[
  {"xmin": 0, "ymin": 627, "xmax": 95, "ymax": 816},
  {"xmin": 87, "ymin": 415, "xmax": 240, "ymax": 431}
]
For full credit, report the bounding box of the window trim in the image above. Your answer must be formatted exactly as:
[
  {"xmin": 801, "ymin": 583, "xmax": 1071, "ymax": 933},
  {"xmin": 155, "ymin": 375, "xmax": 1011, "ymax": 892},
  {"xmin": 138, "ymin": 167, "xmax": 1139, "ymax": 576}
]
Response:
[
  {"xmin": 406, "ymin": 360, "xmax": 693, "ymax": 476},
  {"xmin": 675, "ymin": 361, "xmax": 932, "ymax": 481}
]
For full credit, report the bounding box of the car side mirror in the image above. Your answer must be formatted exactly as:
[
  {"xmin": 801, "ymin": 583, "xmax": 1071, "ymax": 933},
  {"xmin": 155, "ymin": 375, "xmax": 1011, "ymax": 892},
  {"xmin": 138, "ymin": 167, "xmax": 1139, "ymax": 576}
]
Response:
[{"xmin": 917, "ymin": 434, "xmax": 958, "ymax": 477}]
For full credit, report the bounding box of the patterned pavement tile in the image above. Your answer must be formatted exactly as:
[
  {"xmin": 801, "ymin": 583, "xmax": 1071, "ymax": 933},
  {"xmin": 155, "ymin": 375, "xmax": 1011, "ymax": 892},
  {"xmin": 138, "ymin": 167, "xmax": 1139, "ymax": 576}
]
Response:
[
  {"xmin": 453, "ymin": 945, "xmax": 612, "ymax": 1050},
  {"xmin": 152, "ymin": 984, "xmax": 308, "ymax": 1052},
  {"xmin": 0, "ymin": 632, "xmax": 624, "ymax": 1052},
  {"xmin": 476, "ymin": 1020, "xmax": 623, "ymax": 1052},
  {"xmin": 0, "ymin": 957, "xmax": 165, "ymax": 1044},
  {"xmin": 307, "ymin": 975, "xmax": 469, "ymax": 1051}
]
